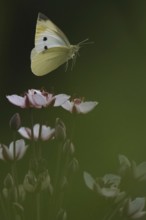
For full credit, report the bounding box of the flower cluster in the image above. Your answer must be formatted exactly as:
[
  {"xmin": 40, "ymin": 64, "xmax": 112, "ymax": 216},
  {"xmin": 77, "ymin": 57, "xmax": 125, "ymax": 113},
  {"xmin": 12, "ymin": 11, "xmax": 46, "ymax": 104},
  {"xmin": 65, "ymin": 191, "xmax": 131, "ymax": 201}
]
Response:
[
  {"xmin": 84, "ymin": 154, "xmax": 146, "ymax": 219},
  {"xmin": 0, "ymin": 87, "xmax": 98, "ymax": 220},
  {"xmin": 6, "ymin": 89, "xmax": 70, "ymax": 109},
  {"xmin": 18, "ymin": 124, "xmax": 55, "ymax": 141},
  {"xmin": 7, "ymin": 89, "xmax": 98, "ymax": 114}
]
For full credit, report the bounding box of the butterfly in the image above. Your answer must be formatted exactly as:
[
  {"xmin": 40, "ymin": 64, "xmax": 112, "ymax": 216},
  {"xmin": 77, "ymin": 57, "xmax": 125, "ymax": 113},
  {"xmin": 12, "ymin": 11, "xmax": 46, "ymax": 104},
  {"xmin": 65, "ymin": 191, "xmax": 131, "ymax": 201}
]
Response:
[{"xmin": 31, "ymin": 13, "xmax": 87, "ymax": 76}]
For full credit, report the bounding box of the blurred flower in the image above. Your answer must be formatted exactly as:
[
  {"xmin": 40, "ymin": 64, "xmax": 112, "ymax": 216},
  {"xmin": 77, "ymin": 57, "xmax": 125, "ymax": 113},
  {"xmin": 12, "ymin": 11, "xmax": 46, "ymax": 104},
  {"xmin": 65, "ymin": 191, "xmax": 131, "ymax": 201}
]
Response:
[
  {"xmin": 118, "ymin": 154, "xmax": 146, "ymax": 181},
  {"xmin": 23, "ymin": 170, "xmax": 53, "ymax": 193},
  {"xmin": 6, "ymin": 89, "xmax": 70, "ymax": 109},
  {"xmin": 122, "ymin": 197, "xmax": 146, "ymax": 219},
  {"xmin": 61, "ymin": 98, "xmax": 98, "ymax": 114},
  {"xmin": 2, "ymin": 184, "xmax": 26, "ymax": 202},
  {"xmin": 132, "ymin": 161, "xmax": 146, "ymax": 181},
  {"xmin": 0, "ymin": 139, "xmax": 28, "ymax": 161},
  {"xmin": 95, "ymin": 174, "xmax": 121, "ymax": 198},
  {"xmin": 84, "ymin": 172, "xmax": 96, "ymax": 191},
  {"xmin": 18, "ymin": 124, "xmax": 55, "ymax": 141},
  {"xmin": 118, "ymin": 154, "xmax": 131, "ymax": 177},
  {"xmin": 57, "ymin": 209, "xmax": 67, "ymax": 220}
]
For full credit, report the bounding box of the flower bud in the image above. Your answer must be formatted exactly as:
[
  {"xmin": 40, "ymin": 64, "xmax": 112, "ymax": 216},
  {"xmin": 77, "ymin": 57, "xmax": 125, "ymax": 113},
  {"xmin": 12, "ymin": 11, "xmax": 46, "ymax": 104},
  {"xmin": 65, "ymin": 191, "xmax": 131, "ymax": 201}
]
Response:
[
  {"xmin": 60, "ymin": 176, "xmax": 68, "ymax": 191},
  {"xmin": 57, "ymin": 209, "xmax": 67, "ymax": 220},
  {"xmin": 68, "ymin": 158, "xmax": 79, "ymax": 173},
  {"xmin": 2, "ymin": 188, "xmax": 9, "ymax": 199},
  {"xmin": 18, "ymin": 185, "xmax": 26, "ymax": 202},
  {"xmin": 40, "ymin": 172, "xmax": 51, "ymax": 191},
  {"xmin": 9, "ymin": 113, "xmax": 21, "ymax": 131},
  {"xmin": 63, "ymin": 139, "xmax": 75, "ymax": 155},
  {"xmin": 23, "ymin": 172, "xmax": 37, "ymax": 193},
  {"xmin": 4, "ymin": 173, "xmax": 14, "ymax": 189}
]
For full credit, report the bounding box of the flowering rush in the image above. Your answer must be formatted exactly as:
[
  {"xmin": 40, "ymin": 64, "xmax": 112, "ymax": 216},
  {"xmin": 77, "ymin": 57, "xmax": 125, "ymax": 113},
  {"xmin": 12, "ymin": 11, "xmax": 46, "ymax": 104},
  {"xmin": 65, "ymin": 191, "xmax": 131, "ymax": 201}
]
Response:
[
  {"xmin": 61, "ymin": 98, "xmax": 98, "ymax": 114},
  {"xmin": 18, "ymin": 124, "xmax": 55, "ymax": 141},
  {"xmin": 0, "ymin": 139, "xmax": 28, "ymax": 161},
  {"xmin": 6, "ymin": 89, "xmax": 70, "ymax": 109}
]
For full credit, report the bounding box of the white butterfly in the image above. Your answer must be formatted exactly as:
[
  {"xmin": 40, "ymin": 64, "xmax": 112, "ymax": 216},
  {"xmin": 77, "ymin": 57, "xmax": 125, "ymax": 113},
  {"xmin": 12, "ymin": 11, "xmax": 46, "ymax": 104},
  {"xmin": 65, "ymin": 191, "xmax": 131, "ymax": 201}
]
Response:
[{"xmin": 31, "ymin": 13, "xmax": 87, "ymax": 76}]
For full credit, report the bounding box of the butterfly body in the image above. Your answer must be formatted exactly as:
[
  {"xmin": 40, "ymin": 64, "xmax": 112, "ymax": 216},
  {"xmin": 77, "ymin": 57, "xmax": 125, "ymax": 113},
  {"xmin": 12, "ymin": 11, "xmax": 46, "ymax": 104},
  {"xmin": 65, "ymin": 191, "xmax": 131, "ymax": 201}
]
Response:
[{"xmin": 31, "ymin": 13, "xmax": 80, "ymax": 76}]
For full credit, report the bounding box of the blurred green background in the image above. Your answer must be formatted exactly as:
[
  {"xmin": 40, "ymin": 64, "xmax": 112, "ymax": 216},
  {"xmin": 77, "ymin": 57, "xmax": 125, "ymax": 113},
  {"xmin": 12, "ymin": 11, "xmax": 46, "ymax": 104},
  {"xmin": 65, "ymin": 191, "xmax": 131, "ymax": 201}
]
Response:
[{"xmin": 1, "ymin": 0, "xmax": 146, "ymax": 219}]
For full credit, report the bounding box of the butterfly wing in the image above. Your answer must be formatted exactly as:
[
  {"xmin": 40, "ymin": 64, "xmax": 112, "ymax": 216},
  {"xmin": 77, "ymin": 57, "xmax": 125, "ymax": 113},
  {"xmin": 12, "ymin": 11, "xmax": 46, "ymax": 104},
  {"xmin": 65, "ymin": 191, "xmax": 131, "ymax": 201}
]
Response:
[
  {"xmin": 34, "ymin": 13, "xmax": 70, "ymax": 53},
  {"xmin": 31, "ymin": 46, "xmax": 71, "ymax": 76}
]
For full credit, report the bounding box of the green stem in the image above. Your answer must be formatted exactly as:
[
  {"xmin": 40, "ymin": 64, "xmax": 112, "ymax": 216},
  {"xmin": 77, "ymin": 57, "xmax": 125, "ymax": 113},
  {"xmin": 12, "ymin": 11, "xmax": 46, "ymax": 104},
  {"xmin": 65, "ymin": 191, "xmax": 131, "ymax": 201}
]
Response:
[
  {"xmin": 36, "ymin": 193, "xmax": 41, "ymax": 220},
  {"xmin": 30, "ymin": 109, "xmax": 36, "ymax": 159},
  {"xmin": 37, "ymin": 123, "xmax": 42, "ymax": 160},
  {"xmin": 70, "ymin": 114, "xmax": 76, "ymax": 142},
  {"xmin": 103, "ymin": 195, "xmax": 128, "ymax": 220},
  {"xmin": 12, "ymin": 133, "xmax": 19, "ymax": 202},
  {"xmin": 50, "ymin": 141, "xmax": 63, "ymax": 220},
  {"xmin": 11, "ymin": 162, "xmax": 19, "ymax": 202},
  {"xmin": 0, "ymin": 193, "xmax": 9, "ymax": 220}
]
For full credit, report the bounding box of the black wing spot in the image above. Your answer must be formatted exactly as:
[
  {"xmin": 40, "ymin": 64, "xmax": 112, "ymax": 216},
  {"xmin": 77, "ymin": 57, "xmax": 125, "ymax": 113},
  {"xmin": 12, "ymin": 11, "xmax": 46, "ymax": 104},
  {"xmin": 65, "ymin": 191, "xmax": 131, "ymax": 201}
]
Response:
[
  {"xmin": 43, "ymin": 37, "xmax": 47, "ymax": 41},
  {"xmin": 44, "ymin": 46, "xmax": 48, "ymax": 50}
]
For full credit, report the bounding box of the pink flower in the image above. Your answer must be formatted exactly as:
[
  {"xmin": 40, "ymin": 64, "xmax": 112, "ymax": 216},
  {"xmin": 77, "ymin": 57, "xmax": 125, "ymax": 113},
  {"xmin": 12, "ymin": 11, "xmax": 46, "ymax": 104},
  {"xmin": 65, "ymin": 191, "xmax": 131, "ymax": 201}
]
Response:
[
  {"xmin": 0, "ymin": 139, "xmax": 28, "ymax": 161},
  {"xmin": 61, "ymin": 98, "xmax": 98, "ymax": 114},
  {"xmin": 6, "ymin": 89, "xmax": 70, "ymax": 109},
  {"xmin": 18, "ymin": 124, "xmax": 55, "ymax": 141}
]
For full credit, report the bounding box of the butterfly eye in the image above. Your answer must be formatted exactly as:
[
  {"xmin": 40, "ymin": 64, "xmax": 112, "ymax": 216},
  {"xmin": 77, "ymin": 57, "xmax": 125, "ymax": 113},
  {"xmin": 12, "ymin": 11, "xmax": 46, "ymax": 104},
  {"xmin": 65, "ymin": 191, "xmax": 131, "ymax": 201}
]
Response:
[{"xmin": 43, "ymin": 37, "xmax": 47, "ymax": 41}]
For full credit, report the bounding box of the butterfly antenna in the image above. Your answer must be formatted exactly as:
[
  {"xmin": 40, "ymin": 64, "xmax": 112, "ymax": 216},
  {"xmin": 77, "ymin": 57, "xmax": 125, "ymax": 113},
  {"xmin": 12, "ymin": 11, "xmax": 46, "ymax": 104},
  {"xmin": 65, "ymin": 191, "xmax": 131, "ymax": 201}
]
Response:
[{"xmin": 78, "ymin": 38, "xmax": 94, "ymax": 48}]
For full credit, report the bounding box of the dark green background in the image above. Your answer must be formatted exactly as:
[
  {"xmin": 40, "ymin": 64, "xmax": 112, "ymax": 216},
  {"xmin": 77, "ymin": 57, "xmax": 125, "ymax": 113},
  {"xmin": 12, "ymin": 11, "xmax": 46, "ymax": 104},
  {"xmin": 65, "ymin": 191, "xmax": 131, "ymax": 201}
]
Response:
[{"xmin": 0, "ymin": 0, "xmax": 146, "ymax": 219}]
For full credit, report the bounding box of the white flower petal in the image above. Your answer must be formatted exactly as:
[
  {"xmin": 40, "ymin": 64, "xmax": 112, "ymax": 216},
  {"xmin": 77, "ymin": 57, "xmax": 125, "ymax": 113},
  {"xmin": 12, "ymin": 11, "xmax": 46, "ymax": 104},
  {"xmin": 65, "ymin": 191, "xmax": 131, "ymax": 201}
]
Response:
[
  {"xmin": 0, "ymin": 146, "xmax": 4, "ymax": 160},
  {"xmin": 41, "ymin": 126, "xmax": 55, "ymax": 141},
  {"xmin": 83, "ymin": 172, "xmax": 95, "ymax": 190},
  {"xmin": 6, "ymin": 95, "xmax": 26, "ymax": 108},
  {"xmin": 134, "ymin": 162, "xmax": 146, "ymax": 180},
  {"xmin": 129, "ymin": 198, "xmax": 146, "ymax": 216},
  {"xmin": 77, "ymin": 101, "xmax": 98, "ymax": 114},
  {"xmin": 15, "ymin": 139, "xmax": 28, "ymax": 160},
  {"xmin": 27, "ymin": 93, "xmax": 46, "ymax": 108},
  {"xmin": 33, "ymin": 124, "xmax": 40, "ymax": 140},
  {"xmin": 54, "ymin": 94, "xmax": 70, "ymax": 107},
  {"xmin": 61, "ymin": 101, "xmax": 73, "ymax": 112},
  {"xmin": 100, "ymin": 187, "xmax": 119, "ymax": 198},
  {"xmin": 18, "ymin": 127, "xmax": 31, "ymax": 139}
]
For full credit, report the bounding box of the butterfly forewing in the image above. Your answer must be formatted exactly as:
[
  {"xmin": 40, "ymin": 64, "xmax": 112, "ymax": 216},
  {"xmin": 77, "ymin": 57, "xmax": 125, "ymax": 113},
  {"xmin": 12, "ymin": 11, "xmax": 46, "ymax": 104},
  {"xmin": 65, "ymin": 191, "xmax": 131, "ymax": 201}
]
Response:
[{"xmin": 35, "ymin": 13, "xmax": 70, "ymax": 50}]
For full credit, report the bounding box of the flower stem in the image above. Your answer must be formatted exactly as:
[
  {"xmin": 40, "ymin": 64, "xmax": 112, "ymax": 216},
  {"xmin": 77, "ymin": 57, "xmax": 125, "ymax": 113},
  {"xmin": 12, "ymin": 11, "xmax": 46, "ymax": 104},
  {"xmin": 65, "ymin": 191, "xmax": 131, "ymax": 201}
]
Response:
[
  {"xmin": 0, "ymin": 193, "xmax": 9, "ymax": 220},
  {"xmin": 29, "ymin": 109, "xmax": 36, "ymax": 159},
  {"xmin": 38, "ymin": 123, "xmax": 42, "ymax": 160},
  {"xmin": 49, "ymin": 141, "xmax": 63, "ymax": 220},
  {"xmin": 12, "ymin": 132, "xmax": 19, "ymax": 201},
  {"xmin": 36, "ymin": 193, "xmax": 41, "ymax": 220}
]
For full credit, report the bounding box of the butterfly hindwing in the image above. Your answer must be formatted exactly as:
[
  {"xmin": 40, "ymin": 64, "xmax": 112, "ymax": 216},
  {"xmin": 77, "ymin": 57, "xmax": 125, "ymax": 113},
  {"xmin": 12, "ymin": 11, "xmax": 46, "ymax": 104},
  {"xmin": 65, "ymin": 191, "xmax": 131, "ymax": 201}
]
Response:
[{"xmin": 31, "ymin": 46, "xmax": 71, "ymax": 76}]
